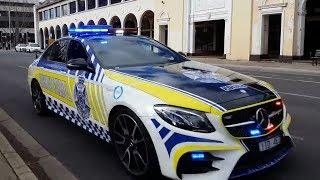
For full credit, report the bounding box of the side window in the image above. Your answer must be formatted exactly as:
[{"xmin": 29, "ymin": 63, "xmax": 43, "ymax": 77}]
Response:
[
  {"xmin": 42, "ymin": 40, "xmax": 69, "ymax": 63},
  {"xmin": 67, "ymin": 40, "xmax": 88, "ymax": 62},
  {"xmin": 42, "ymin": 44, "xmax": 55, "ymax": 60}
]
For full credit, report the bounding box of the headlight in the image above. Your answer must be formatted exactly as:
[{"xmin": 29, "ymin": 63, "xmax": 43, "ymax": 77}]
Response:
[{"xmin": 154, "ymin": 105, "xmax": 215, "ymax": 133}]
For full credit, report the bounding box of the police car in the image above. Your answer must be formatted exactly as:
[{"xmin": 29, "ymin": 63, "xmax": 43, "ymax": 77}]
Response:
[{"xmin": 28, "ymin": 25, "xmax": 293, "ymax": 180}]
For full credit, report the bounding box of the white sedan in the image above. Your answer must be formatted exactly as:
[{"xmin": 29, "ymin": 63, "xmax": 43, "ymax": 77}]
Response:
[
  {"xmin": 15, "ymin": 44, "xmax": 27, "ymax": 52},
  {"xmin": 26, "ymin": 43, "xmax": 41, "ymax": 53}
]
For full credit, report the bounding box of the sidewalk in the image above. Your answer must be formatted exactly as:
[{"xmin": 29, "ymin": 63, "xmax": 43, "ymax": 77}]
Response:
[
  {"xmin": 0, "ymin": 108, "xmax": 77, "ymax": 180},
  {"xmin": 0, "ymin": 109, "xmax": 37, "ymax": 180},
  {"xmin": 191, "ymin": 57, "xmax": 320, "ymax": 74}
]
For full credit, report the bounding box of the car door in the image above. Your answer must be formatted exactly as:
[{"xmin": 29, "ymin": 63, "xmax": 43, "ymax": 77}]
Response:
[
  {"xmin": 37, "ymin": 39, "xmax": 74, "ymax": 107},
  {"xmin": 66, "ymin": 40, "xmax": 108, "ymax": 126}
]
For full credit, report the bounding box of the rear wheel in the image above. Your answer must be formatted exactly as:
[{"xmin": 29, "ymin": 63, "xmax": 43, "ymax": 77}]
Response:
[
  {"xmin": 31, "ymin": 81, "xmax": 47, "ymax": 115},
  {"xmin": 110, "ymin": 108, "xmax": 160, "ymax": 178}
]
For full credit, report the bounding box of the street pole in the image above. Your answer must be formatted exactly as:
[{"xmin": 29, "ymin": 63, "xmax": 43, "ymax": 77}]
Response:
[{"xmin": 8, "ymin": 9, "xmax": 11, "ymax": 49}]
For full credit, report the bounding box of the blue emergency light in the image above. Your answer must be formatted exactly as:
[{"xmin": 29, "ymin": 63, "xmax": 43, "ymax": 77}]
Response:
[
  {"xmin": 191, "ymin": 152, "xmax": 205, "ymax": 160},
  {"xmin": 69, "ymin": 25, "xmax": 114, "ymax": 37},
  {"xmin": 250, "ymin": 129, "xmax": 261, "ymax": 136}
]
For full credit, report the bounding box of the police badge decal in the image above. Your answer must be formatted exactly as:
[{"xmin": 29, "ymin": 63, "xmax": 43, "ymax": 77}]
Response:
[{"xmin": 74, "ymin": 76, "xmax": 90, "ymax": 122}]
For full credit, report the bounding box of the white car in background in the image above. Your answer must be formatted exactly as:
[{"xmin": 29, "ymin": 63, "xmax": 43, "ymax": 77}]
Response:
[
  {"xmin": 26, "ymin": 43, "xmax": 41, "ymax": 53},
  {"xmin": 15, "ymin": 44, "xmax": 27, "ymax": 52}
]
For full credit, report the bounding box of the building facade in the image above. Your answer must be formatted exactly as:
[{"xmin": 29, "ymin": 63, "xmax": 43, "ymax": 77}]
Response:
[
  {"xmin": 250, "ymin": 0, "xmax": 320, "ymax": 61},
  {"xmin": 35, "ymin": 0, "xmax": 157, "ymax": 49},
  {"xmin": 34, "ymin": 0, "xmax": 320, "ymax": 61},
  {"xmin": 0, "ymin": 0, "xmax": 37, "ymax": 48}
]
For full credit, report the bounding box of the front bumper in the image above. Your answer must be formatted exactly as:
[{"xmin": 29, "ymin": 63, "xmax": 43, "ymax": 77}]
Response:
[{"xmin": 143, "ymin": 111, "xmax": 293, "ymax": 180}]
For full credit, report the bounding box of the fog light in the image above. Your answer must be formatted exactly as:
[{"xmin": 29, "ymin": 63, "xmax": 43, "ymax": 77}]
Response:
[{"xmin": 191, "ymin": 153, "xmax": 205, "ymax": 161}]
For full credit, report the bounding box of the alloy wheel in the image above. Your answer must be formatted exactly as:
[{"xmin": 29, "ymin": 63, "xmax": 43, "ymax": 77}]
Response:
[
  {"xmin": 113, "ymin": 114, "xmax": 149, "ymax": 176},
  {"xmin": 31, "ymin": 84, "xmax": 44, "ymax": 113}
]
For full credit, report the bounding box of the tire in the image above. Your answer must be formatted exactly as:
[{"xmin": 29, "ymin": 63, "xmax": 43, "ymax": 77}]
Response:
[
  {"xmin": 110, "ymin": 108, "xmax": 160, "ymax": 179},
  {"xmin": 31, "ymin": 81, "xmax": 48, "ymax": 115}
]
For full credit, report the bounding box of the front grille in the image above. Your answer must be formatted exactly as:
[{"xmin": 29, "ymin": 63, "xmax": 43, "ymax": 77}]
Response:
[{"xmin": 222, "ymin": 99, "xmax": 284, "ymax": 138}]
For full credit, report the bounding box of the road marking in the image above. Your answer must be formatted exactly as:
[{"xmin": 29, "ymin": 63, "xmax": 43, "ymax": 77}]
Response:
[
  {"xmin": 291, "ymin": 135, "xmax": 304, "ymax": 141},
  {"xmin": 236, "ymin": 69, "xmax": 320, "ymax": 78},
  {"xmin": 241, "ymin": 71, "xmax": 320, "ymax": 80},
  {"xmin": 18, "ymin": 66, "xmax": 28, "ymax": 70},
  {"xmin": 279, "ymin": 92, "xmax": 320, "ymax": 100},
  {"xmin": 252, "ymin": 75, "xmax": 320, "ymax": 84},
  {"xmin": 216, "ymin": 64, "xmax": 320, "ymax": 77}
]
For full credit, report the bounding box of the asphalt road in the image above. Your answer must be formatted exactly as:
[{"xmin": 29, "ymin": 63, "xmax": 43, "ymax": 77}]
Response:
[{"xmin": 0, "ymin": 50, "xmax": 319, "ymax": 180}]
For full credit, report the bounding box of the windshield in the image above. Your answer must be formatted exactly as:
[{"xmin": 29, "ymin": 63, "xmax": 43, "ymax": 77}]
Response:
[
  {"xmin": 87, "ymin": 36, "xmax": 188, "ymax": 68},
  {"xmin": 19, "ymin": 44, "xmax": 27, "ymax": 47}
]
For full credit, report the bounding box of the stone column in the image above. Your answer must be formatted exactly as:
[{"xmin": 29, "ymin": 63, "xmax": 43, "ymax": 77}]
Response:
[
  {"xmin": 33, "ymin": 5, "xmax": 39, "ymax": 44},
  {"xmin": 296, "ymin": 10, "xmax": 306, "ymax": 57},
  {"xmin": 95, "ymin": 0, "xmax": 99, "ymax": 8},
  {"xmin": 188, "ymin": 22, "xmax": 195, "ymax": 54},
  {"xmin": 76, "ymin": 0, "xmax": 79, "ymax": 12}
]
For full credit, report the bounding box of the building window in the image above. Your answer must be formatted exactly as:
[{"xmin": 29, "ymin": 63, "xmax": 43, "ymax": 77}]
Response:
[
  {"xmin": 55, "ymin": 7, "xmax": 60, "ymax": 17},
  {"xmin": 110, "ymin": 0, "xmax": 121, "ymax": 4},
  {"xmin": 98, "ymin": 0, "xmax": 108, "ymax": 7},
  {"xmin": 69, "ymin": 1, "xmax": 76, "ymax": 14},
  {"xmin": 0, "ymin": 21, "xmax": 9, "ymax": 28},
  {"xmin": 44, "ymin": 10, "xmax": 50, "ymax": 20},
  {"xmin": 77, "ymin": 0, "xmax": 85, "ymax": 12},
  {"xmin": 50, "ymin": 8, "xmax": 55, "ymax": 18},
  {"xmin": 39, "ymin": 12, "xmax": 43, "ymax": 21},
  {"xmin": 62, "ymin": 4, "xmax": 69, "ymax": 16},
  {"xmin": 88, "ymin": 0, "xmax": 96, "ymax": 10}
]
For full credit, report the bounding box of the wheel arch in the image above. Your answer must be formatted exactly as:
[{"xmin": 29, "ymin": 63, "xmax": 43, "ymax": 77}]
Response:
[{"xmin": 108, "ymin": 105, "xmax": 133, "ymax": 128}]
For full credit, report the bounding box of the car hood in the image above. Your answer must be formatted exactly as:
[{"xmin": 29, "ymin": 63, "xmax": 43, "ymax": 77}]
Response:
[{"xmin": 114, "ymin": 61, "xmax": 277, "ymax": 110}]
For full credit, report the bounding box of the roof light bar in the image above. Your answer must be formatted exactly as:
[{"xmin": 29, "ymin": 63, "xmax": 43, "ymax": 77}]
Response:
[{"xmin": 69, "ymin": 25, "xmax": 114, "ymax": 37}]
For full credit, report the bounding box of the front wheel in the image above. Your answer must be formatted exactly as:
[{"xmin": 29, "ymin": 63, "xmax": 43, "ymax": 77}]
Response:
[
  {"xmin": 110, "ymin": 109, "xmax": 160, "ymax": 178},
  {"xmin": 31, "ymin": 81, "xmax": 47, "ymax": 115}
]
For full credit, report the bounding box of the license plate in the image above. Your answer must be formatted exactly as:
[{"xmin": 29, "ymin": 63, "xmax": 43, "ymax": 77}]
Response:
[{"xmin": 259, "ymin": 136, "xmax": 281, "ymax": 152}]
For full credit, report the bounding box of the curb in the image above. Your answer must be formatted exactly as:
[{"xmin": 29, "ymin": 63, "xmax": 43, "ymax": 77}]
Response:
[
  {"xmin": 0, "ymin": 129, "xmax": 37, "ymax": 180},
  {"xmin": 0, "ymin": 108, "xmax": 78, "ymax": 180}
]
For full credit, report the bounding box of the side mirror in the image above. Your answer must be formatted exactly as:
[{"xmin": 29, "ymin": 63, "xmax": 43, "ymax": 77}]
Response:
[
  {"xmin": 67, "ymin": 58, "xmax": 95, "ymax": 73},
  {"xmin": 178, "ymin": 51, "xmax": 187, "ymax": 57}
]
